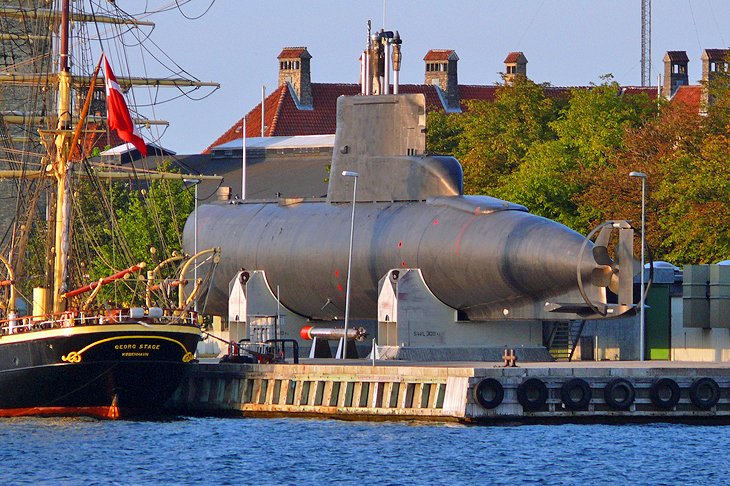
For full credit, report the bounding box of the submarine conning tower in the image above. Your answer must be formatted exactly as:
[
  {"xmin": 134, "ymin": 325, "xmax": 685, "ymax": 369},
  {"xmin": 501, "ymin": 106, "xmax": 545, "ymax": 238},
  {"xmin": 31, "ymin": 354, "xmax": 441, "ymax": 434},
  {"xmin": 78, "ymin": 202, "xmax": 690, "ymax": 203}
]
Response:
[{"xmin": 326, "ymin": 93, "xmax": 465, "ymax": 203}]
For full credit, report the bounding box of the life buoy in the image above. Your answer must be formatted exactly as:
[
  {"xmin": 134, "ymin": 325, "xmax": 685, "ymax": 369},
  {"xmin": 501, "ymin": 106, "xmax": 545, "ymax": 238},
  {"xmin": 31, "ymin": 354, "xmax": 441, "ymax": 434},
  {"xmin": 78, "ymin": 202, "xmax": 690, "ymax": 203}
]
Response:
[
  {"xmin": 689, "ymin": 377, "xmax": 720, "ymax": 410},
  {"xmin": 517, "ymin": 378, "xmax": 548, "ymax": 411},
  {"xmin": 649, "ymin": 378, "xmax": 681, "ymax": 410},
  {"xmin": 560, "ymin": 378, "xmax": 592, "ymax": 410},
  {"xmin": 603, "ymin": 378, "xmax": 635, "ymax": 410},
  {"xmin": 473, "ymin": 378, "xmax": 504, "ymax": 409}
]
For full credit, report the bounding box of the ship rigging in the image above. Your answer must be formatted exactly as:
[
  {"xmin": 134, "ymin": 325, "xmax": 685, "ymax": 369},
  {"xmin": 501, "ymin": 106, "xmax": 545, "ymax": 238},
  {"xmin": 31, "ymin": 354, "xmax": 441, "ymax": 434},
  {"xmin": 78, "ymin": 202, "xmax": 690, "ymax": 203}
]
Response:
[{"xmin": 0, "ymin": 0, "xmax": 222, "ymax": 418}]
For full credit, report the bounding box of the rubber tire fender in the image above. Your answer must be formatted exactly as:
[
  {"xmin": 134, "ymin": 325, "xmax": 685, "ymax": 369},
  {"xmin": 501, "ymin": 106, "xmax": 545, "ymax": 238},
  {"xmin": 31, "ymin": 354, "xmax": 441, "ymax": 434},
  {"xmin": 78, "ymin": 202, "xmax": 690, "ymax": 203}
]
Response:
[
  {"xmin": 560, "ymin": 378, "xmax": 592, "ymax": 411},
  {"xmin": 517, "ymin": 378, "xmax": 548, "ymax": 412},
  {"xmin": 649, "ymin": 378, "xmax": 681, "ymax": 410},
  {"xmin": 603, "ymin": 378, "xmax": 635, "ymax": 410},
  {"xmin": 473, "ymin": 378, "xmax": 504, "ymax": 409},
  {"xmin": 689, "ymin": 377, "xmax": 720, "ymax": 410}
]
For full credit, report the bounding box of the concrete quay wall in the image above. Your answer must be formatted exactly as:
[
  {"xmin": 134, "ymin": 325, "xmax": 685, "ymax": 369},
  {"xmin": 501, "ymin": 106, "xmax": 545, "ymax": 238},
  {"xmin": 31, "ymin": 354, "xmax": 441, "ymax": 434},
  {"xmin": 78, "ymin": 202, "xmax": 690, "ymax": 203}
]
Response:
[{"xmin": 167, "ymin": 361, "xmax": 730, "ymax": 423}]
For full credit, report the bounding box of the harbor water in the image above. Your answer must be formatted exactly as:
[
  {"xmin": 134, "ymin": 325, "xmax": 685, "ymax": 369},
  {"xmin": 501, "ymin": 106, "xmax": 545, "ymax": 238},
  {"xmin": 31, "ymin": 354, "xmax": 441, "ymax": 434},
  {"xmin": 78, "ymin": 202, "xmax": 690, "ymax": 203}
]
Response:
[{"xmin": 2, "ymin": 417, "xmax": 729, "ymax": 484}]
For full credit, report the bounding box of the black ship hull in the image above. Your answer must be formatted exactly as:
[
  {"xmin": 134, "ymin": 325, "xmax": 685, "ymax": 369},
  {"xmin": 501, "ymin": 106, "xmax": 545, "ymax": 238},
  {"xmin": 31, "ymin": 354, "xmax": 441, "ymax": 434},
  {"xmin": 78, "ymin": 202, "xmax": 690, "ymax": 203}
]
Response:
[{"xmin": 0, "ymin": 323, "xmax": 201, "ymax": 418}]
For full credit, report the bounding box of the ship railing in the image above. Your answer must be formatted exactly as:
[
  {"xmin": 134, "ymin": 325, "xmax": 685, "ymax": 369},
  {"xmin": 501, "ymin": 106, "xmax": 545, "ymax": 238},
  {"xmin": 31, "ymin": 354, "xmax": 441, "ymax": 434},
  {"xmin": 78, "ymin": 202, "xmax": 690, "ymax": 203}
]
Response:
[{"xmin": 0, "ymin": 307, "xmax": 200, "ymax": 335}]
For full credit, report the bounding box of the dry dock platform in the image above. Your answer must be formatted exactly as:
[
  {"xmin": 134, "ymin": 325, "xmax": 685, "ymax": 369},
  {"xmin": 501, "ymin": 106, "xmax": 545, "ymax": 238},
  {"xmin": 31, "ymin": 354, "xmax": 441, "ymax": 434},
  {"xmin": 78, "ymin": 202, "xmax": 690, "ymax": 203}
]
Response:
[{"xmin": 166, "ymin": 359, "xmax": 730, "ymax": 423}]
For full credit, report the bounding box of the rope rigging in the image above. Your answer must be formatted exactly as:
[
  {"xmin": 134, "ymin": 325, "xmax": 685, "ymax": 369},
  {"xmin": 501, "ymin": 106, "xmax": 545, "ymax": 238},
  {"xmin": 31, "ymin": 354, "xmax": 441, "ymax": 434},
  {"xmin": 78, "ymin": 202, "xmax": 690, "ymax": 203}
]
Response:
[{"xmin": 0, "ymin": 0, "xmax": 219, "ymax": 309}]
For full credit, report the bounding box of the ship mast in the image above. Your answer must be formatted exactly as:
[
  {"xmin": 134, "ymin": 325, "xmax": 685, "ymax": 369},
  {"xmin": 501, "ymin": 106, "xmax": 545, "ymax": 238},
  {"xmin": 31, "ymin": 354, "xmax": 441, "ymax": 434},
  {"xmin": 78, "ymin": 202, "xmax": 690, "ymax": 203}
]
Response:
[
  {"xmin": 3, "ymin": 0, "xmax": 221, "ymax": 313},
  {"xmin": 51, "ymin": 0, "xmax": 73, "ymax": 312}
]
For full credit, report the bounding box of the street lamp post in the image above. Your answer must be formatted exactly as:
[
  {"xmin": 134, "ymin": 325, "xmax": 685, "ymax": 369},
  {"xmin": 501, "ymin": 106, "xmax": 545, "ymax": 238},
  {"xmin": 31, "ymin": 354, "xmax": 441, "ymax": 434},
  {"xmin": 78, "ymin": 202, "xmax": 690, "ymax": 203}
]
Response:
[
  {"xmin": 184, "ymin": 178, "xmax": 201, "ymax": 311},
  {"xmin": 341, "ymin": 170, "xmax": 359, "ymax": 359},
  {"xmin": 629, "ymin": 171, "xmax": 647, "ymax": 361}
]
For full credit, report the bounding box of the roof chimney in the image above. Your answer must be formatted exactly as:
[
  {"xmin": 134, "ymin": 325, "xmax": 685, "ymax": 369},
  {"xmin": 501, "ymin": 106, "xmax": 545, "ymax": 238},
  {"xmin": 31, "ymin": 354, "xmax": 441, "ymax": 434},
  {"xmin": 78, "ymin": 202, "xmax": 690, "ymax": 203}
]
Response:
[
  {"xmin": 701, "ymin": 48, "xmax": 729, "ymax": 107},
  {"xmin": 504, "ymin": 52, "xmax": 527, "ymax": 84},
  {"xmin": 662, "ymin": 51, "xmax": 689, "ymax": 99},
  {"xmin": 424, "ymin": 49, "xmax": 460, "ymax": 111},
  {"xmin": 277, "ymin": 47, "xmax": 313, "ymax": 108}
]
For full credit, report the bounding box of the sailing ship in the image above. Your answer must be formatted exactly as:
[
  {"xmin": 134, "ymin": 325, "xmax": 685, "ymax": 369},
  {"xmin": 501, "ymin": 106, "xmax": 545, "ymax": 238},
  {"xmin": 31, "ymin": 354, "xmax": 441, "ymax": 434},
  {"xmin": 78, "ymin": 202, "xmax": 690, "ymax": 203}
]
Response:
[{"xmin": 0, "ymin": 1, "xmax": 220, "ymax": 418}]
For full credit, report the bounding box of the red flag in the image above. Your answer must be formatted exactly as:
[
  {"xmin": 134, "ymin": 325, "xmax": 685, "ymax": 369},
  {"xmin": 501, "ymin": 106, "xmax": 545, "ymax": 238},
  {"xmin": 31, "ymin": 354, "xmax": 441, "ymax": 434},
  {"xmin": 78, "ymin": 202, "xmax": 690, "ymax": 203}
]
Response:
[{"xmin": 103, "ymin": 54, "xmax": 147, "ymax": 157}]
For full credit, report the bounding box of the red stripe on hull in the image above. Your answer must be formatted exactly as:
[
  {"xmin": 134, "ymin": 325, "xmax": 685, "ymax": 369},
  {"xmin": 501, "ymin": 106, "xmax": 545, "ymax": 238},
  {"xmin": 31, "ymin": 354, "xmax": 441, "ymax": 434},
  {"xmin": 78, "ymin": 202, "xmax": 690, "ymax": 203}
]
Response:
[{"xmin": 0, "ymin": 404, "xmax": 127, "ymax": 420}]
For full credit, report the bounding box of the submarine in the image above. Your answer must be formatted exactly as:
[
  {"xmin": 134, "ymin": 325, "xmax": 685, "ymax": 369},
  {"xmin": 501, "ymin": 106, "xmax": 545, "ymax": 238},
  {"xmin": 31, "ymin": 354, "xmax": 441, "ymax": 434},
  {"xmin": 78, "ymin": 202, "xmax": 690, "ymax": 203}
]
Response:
[
  {"xmin": 184, "ymin": 27, "xmax": 639, "ymax": 355},
  {"xmin": 185, "ymin": 93, "xmax": 637, "ymax": 326}
]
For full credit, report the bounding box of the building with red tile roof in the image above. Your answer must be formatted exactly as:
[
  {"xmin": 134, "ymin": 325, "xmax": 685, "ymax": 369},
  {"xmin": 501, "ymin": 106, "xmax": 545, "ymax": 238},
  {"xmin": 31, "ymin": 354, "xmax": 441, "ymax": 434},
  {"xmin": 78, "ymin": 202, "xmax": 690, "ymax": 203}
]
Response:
[
  {"xmin": 423, "ymin": 49, "xmax": 458, "ymax": 61},
  {"xmin": 663, "ymin": 48, "xmax": 729, "ymax": 111},
  {"xmin": 670, "ymin": 85, "xmax": 702, "ymax": 109},
  {"xmin": 205, "ymin": 49, "xmax": 564, "ymax": 153},
  {"xmin": 205, "ymin": 46, "xmax": 725, "ymax": 154}
]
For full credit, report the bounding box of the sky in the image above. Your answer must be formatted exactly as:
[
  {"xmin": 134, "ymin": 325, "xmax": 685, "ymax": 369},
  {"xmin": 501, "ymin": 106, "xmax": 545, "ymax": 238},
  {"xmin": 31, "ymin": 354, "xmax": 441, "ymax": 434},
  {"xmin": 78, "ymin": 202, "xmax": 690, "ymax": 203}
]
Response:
[{"xmin": 121, "ymin": 0, "xmax": 730, "ymax": 154}]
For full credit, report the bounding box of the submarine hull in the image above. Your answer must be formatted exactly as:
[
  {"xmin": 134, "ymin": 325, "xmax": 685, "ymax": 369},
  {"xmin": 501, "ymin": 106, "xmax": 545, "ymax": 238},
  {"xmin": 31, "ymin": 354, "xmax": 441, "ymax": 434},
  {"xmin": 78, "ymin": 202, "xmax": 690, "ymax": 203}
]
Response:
[
  {"xmin": 187, "ymin": 196, "xmax": 602, "ymax": 321},
  {"xmin": 187, "ymin": 94, "xmax": 628, "ymax": 323}
]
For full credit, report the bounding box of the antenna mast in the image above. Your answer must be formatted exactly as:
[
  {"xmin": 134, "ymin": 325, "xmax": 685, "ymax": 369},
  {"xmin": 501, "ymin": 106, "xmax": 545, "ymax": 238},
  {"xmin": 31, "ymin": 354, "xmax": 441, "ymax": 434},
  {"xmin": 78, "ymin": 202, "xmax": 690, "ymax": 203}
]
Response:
[{"xmin": 641, "ymin": 0, "xmax": 651, "ymax": 86}]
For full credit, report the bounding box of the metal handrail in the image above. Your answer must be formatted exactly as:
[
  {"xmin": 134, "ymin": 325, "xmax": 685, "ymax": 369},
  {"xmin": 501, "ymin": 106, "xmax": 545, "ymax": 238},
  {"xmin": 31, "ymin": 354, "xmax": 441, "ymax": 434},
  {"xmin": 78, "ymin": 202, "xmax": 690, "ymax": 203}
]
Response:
[{"xmin": 0, "ymin": 307, "xmax": 199, "ymax": 335}]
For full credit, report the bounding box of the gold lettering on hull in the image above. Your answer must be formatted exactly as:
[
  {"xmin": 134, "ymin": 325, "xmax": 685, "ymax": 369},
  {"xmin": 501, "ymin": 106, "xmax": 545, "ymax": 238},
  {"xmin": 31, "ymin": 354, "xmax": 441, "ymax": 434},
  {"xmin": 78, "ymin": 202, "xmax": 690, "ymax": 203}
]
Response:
[{"xmin": 60, "ymin": 335, "xmax": 193, "ymax": 363}]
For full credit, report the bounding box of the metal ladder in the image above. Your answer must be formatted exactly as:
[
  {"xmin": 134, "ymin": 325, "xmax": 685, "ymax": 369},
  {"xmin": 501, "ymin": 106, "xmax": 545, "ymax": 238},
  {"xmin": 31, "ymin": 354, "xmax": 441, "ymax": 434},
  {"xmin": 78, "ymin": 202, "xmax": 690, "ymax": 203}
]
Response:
[{"xmin": 547, "ymin": 320, "xmax": 586, "ymax": 361}]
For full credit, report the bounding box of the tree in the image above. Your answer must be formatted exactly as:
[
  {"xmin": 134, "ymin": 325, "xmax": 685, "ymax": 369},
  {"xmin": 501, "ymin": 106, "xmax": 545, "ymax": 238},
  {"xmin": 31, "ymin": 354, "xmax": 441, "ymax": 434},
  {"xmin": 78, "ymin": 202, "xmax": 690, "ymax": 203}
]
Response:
[
  {"xmin": 428, "ymin": 76, "xmax": 562, "ymax": 194},
  {"xmin": 425, "ymin": 72, "xmax": 725, "ymax": 264},
  {"xmin": 579, "ymin": 95, "xmax": 728, "ymax": 265},
  {"xmin": 551, "ymin": 76, "xmax": 656, "ymax": 173},
  {"xmin": 705, "ymin": 50, "xmax": 730, "ymax": 135},
  {"xmin": 656, "ymin": 132, "xmax": 730, "ymax": 263},
  {"xmin": 425, "ymin": 109, "xmax": 462, "ymax": 155},
  {"xmin": 70, "ymin": 160, "xmax": 195, "ymax": 305},
  {"xmin": 498, "ymin": 76, "xmax": 657, "ymax": 234},
  {"xmin": 494, "ymin": 140, "xmax": 582, "ymax": 228}
]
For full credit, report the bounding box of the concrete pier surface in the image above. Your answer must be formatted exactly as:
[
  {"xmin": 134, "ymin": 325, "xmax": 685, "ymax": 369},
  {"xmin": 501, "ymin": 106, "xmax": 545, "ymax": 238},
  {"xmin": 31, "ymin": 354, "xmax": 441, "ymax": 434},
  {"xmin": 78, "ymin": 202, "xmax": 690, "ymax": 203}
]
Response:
[{"xmin": 167, "ymin": 359, "xmax": 730, "ymax": 424}]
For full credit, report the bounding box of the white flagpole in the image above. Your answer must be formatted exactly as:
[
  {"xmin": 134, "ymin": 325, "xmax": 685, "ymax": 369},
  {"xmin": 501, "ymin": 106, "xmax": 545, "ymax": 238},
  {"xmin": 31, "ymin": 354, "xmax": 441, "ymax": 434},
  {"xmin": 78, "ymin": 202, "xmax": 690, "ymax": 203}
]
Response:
[
  {"xmin": 261, "ymin": 85, "xmax": 266, "ymax": 137},
  {"xmin": 241, "ymin": 117, "xmax": 246, "ymax": 200}
]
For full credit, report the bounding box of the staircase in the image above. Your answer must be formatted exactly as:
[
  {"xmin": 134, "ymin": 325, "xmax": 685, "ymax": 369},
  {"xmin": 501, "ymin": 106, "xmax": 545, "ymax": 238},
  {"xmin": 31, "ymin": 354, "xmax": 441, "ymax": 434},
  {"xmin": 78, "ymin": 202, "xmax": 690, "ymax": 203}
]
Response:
[{"xmin": 547, "ymin": 320, "xmax": 586, "ymax": 361}]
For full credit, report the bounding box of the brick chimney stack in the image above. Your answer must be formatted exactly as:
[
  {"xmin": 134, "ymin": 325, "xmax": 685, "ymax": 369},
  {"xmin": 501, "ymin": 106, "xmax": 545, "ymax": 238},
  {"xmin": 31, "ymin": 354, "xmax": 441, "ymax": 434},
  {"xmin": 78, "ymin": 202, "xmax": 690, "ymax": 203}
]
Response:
[
  {"xmin": 424, "ymin": 49, "xmax": 460, "ymax": 111},
  {"xmin": 278, "ymin": 47, "xmax": 313, "ymax": 108},
  {"xmin": 504, "ymin": 52, "xmax": 527, "ymax": 84},
  {"xmin": 662, "ymin": 51, "xmax": 689, "ymax": 99},
  {"xmin": 701, "ymin": 49, "xmax": 729, "ymax": 106}
]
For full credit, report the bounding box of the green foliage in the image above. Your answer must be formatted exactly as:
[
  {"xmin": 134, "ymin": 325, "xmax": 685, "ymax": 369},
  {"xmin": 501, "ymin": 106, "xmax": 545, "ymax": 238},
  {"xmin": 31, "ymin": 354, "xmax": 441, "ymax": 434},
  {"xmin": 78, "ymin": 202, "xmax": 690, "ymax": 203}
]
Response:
[
  {"xmin": 654, "ymin": 128, "xmax": 730, "ymax": 263},
  {"xmin": 551, "ymin": 76, "xmax": 656, "ymax": 172},
  {"xmin": 71, "ymin": 160, "xmax": 195, "ymax": 305},
  {"xmin": 568, "ymin": 90, "xmax": 728, "ymax": 265},
  {"xmin": 706, "ymin": 51, "xmax": 730, "ymax": 135},
  {"xmin": 426, "ymin": 110, "xmax": 463, "ymax": 155},
  {"xmin": 426, "ymin": 72, "xmax": 730, "ymax": 264},
  {"xmin": 426, "ymin": 76, "xmax": 563, "ymax": 195},
  {"xmin": 493, "ymin": 141, "xmax": 581, "ymax": 228}
]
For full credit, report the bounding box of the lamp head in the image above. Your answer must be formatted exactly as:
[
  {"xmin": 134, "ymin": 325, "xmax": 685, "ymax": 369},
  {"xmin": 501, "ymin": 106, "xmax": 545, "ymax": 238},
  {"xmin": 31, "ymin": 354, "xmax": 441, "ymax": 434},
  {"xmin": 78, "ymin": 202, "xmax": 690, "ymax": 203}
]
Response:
[
  {"xmin": 342, "ymin": 170, "xmax": 359, "ymax": 178},
  {"xmin": 629, "ymin": 171, "xmax": 647, "ymax": 179}
]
